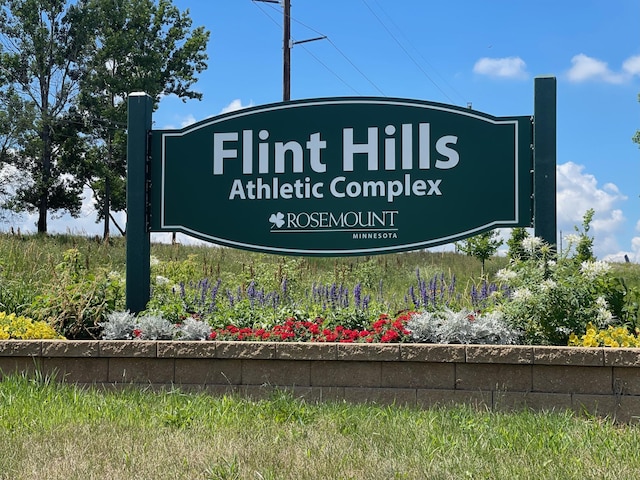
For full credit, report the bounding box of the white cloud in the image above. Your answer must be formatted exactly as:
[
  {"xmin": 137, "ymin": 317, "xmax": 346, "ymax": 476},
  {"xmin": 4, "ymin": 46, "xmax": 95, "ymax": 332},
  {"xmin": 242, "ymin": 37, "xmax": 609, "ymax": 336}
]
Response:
[
  {"xmin": 609, "ymin": 221, "xmax": 640, "ymax": 263},
  {"xmin": 605, "ymin": 236, "xmax": 640, "ymax": 263},
  {"xmin": 623, "ymin": 55, "xmax": 640, "ymax": 76},
  {"xmin": 566, "ymin": 53, "xmax": 640, "ymax": 84},
  {"xmin": 159, "ymin": 114, "xmax": 198, "ymax": 130},
  {"xmin": 556, "ymin": 161, "xmax": 627, "ymax": 258},
  {"xmin": 473, "ymin": 57, "xmax": 528, "ymax": 79},
  {"xmin": 220, "ymin": 99, "xmax": 254, "ymax": 114},
  {"xmin": 180, "ymin": 114, "xmax": 197, "ymax": 128}
]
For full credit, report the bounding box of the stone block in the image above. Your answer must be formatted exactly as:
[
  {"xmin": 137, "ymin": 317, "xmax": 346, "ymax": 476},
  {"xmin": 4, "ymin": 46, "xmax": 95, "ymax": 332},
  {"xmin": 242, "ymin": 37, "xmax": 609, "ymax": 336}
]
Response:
[
  {"xmin": 42, "ymin": 357, "xmax": 108, "ymax": 383},
  {"xmin": 572, "ymin": 394, "xmax": 619, "ymax": 420},
  {"xmin": 0, "ymin": 340, "xmax": 41, "ymax": 356},
  {"xmin": 157, "ymin": 341, "xmax": 216, "ymax": 359},
  {"xmin": 42, "ymin": 340, "xmax": 99, "ymax": 357},
  {"xmin": 456, "ymin": 363, "xmax": 532, "ymax": 392},
  {"xmin": 276, "ymin": 342, "xmax": 337, "ymax": 361},
  {"xmin": 466, "ymin": 345, "xmax": 533, "ymax": 364},
  {"xmin": 0, "ymin": 356, "xmax": 41, "ymax": 378},
  {"xmin": 343, "ymin": 387, "xmax": 416, "ymax": 406},
  {"xmin": 174, "ymin": 358, "xmax": 241, "ymax": 385},
  {"xmin": 310, "ymin": 360, "xmax": 381, "ymax": 387},
  {"xmin": 297, "ymin": 386, "xmax": 345, "ymax": 403},
  {"xmin": 381, "ymin": 362, "xmax": 454, "ymax": 389},
  {"xmin": 604, "ymin": 349, "xmax": 640, "ymax": 367},
  {"xmin": 337, "ymin": 343, "xmax": 400, "ymax": 361},
  {"xmin": 613, "ymin": 367, "xmax": 640, "ymax": 395},
  {"xmin": 107, "ymin": 357, "xmax": 174, "ymax": 383},
  {"xmin": 99, "ymin": 341, "xmax": 156, "ymax": 358},
  {"xmin": 613, "ymin": 395, "xmax": 640, "ymax": 424},
  {"xmin": 416, "ymin": 389, "xmax": 491, "ymax": 409},
  {"xmin": 241, "ymin": 359, "xmax": 310, "ymax": 386},
  {"xmin": 533, "ymin": 365, "xmax": 612, "ymax": 394},
  {"xmin": 534, "ymin": 346, "xmax": 603, "ymax": 366},
  {"xmin": 493, "ymin": 391, "xmax": 572, "ymax": 413},
  {"xmin": 215, "ymin": 341, "xmax": 275, "ymax": 359},
  {"xmin": 400, "ymin": 344, "xmax": 465, "ymax": 363}
]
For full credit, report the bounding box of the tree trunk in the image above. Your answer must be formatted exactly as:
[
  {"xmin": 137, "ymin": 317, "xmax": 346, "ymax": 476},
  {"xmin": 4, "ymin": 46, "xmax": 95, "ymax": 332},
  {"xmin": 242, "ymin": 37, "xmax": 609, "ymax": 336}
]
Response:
[
  {"xmin": 102, "ymin": 136, "xmax": 113, "ymax": 241},
  {"xmin": 109, "ymin": 212, "xmax": 125, "ymax": 236},
  {"xmin": 102, "ymin": 174, "xmax": 110, "ymax": 241},
  {"xmin": 37, "ymin": 122, "xmax": 51, "ymax": 233}
]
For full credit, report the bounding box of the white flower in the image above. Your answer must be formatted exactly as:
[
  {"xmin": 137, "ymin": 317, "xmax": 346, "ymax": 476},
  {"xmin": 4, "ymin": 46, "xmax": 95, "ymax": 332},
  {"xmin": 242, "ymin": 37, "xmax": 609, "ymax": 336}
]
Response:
[
  {"xmin": 155, "ymin": 275, "xmax": 170, "ymax": 285},
  {"xmin": 495, "ymin": 268, "xmax": 517, "ymax": 283},
  {"xmin": 564, "ymin": 233, "xmax": 581, "ymax": 245},
  {"xmin": 107, "ymin": 271, "xmax": 122, "ymax": 280},
  {"xmin": 511, "ymin": 287, "xmax": 533, "ymax": 302},
  {"xmin": 522, "ymin": 236, "xmax": 543, "ymax": 254},
  {"xmin": 150, "ymin": 255, "xmax": 161, "ymax": 267},
  {"xmin": 597, "ymin": 308, "xmax": 614, "ymax": 325},
  {"xmin": 594, "ymin": 296, "xmax": 614, "ymax": 326},
  {"xmin": 580, "ymin": 260, "xmax": 611, "ymax": 280},
  {"xmin": 596, "ymin": 307, "xmax": 614, "ymax": 324},
  {"xmin": 539, "ymin": 279, "xmax": 557, "ymax": 292}
]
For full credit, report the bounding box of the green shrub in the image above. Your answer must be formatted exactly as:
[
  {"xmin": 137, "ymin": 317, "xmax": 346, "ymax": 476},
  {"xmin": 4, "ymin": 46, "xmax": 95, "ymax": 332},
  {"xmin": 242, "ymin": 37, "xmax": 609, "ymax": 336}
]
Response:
[
  {"xmin": 26, "ymin": 249, "xmax": 124, "ymax": 339},
  {"xmin": 0, "ymin": 278, "xmax": 34, "ymax": 315},
  {"xmin": 493, "ymin": 230, "xmax": 639, "ymax": 345}
]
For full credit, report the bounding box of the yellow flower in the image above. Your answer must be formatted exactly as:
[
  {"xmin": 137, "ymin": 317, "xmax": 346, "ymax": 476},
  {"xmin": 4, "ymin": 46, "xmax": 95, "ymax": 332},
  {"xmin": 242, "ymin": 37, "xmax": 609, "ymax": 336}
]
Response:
[{"xmin": 0, "ymin": 311, "xmax": 64, "ymax": 340}]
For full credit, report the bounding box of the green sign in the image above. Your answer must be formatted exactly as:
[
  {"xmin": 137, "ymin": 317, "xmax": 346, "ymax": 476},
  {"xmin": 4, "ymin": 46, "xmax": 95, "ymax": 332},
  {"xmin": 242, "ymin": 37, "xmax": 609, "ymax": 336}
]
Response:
[{"xmin": 150, "ymin": 97, "xmax": 532, "ymax": 255}]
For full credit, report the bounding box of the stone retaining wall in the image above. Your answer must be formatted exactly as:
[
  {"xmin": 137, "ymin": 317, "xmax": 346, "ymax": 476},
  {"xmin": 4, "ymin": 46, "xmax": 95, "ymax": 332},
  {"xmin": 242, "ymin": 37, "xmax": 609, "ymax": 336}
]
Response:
[{"xmin": 1, "ymin": 340, "xmax": 639, "ymax": 422}]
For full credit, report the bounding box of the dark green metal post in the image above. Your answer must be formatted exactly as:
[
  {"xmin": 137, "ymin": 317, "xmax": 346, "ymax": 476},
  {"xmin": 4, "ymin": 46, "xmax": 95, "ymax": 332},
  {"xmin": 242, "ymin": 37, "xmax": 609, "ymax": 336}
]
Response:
[
  {"xmin": 126, "ymin": 92, "xmax": 153, "ymax": 313},
  {"xmin": 534, "ymin": 76, "xmax": 557, "ymax": 248}
]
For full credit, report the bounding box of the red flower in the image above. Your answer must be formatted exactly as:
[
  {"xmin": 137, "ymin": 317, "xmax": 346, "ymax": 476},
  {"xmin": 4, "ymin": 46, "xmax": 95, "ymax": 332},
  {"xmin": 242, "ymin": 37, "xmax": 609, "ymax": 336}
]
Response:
[
  {"xmin": 324, "ymin": 332, "xmax": 338, "ymax": 342},
  {"xmin": 133, "ymin": 329, "xmax": 142, "ymax": 338},
  {"xmin": 381, "ymin": 330, "xmax": 400, "ymax": 342}
]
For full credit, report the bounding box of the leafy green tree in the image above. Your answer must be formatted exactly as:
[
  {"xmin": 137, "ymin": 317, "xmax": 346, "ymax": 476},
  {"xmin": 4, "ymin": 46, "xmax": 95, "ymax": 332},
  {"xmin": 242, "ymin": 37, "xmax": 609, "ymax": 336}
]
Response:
[
  {"xmin": 78, "ymin": 0, "xmax": 209, "ymax": 240},
  {"xmin": 574, "ymin": 208, "xmax": 595, "ymax": 263},
  {"xmin": 456, "ymin": 230, "xmax": 503, "ymax": 276},
  {"xmin": 0, "ymin": 86, "xmax": 36, "ymax": 212},
  {"xmin": 506, "ymin": 227, "xmax": 529, "ymax": 262},
  {"xmin": 0, "ymin": 0, "xmax": 93, "ymax": 232}
]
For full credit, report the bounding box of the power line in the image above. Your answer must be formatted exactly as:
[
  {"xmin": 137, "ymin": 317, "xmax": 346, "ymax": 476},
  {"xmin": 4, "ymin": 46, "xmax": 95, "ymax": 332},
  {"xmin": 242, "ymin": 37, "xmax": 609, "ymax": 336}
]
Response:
[
  {"xmin": 370, "ymin": 0, "xmax": 468, "ymax": 105},
  {"xmin": 361, "ymin": 0, "xmax": 460, "ymax": 105},
  {"xmin": 251, "ymin": 0, "xmax": 384, "ymax": 97},
  {"xmin": 325, "ymin": 38, "xmax": 385, "ymax": 96},
  {"xmin": 282, "ymin": 6, "xmax": 385, "ymax": 95},
  {"xmin": 298, "ymin": 43, "xmax": 362, "ymax": 95}
]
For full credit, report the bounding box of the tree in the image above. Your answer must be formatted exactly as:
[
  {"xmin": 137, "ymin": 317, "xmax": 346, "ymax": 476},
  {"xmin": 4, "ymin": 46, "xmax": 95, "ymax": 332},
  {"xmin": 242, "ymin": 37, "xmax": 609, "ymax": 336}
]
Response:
[
  {"xmin": 456, "ymin": 230, "xmax": 503, "ymax": 276},
  {"xmin": 574, "ymin": 208, "xmax": 595, "ymax": 263},
  {"xmin": 0, "ymin": 85, "xmax": 36, "ymax": 211},
  {"xmin": 0, "ymin": 0, "xmax": 93, "ymax": 232},
  {"xmin": 78, "ymin": 0, "xmax": 209, "ymax": 240},
  {"xmin": 506, "ymin": 227, "xmax": 529, "ymax": 262}
]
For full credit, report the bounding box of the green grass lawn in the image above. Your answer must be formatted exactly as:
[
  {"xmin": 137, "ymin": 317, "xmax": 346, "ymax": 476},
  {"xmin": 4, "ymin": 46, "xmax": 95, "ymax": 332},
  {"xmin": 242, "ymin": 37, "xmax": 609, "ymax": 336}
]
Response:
[{"xmin": 0, "ymin": 373, "xmax": 639, "ymax": 480}]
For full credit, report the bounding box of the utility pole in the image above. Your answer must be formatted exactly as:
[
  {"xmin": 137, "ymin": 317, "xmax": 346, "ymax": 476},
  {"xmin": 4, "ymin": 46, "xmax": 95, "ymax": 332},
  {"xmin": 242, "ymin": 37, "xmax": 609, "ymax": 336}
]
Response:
[
  {"xmin": 283, "ymin": 0, "xmax": 291, "ymax": 101},
  {"xmin": 254, "ymin": 0, "xmax": 325, "ymax": 101}
]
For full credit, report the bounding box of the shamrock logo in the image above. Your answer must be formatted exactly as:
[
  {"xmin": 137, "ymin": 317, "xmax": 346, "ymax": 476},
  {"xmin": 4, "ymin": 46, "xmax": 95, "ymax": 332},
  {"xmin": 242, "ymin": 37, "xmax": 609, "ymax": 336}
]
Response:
[{"xmin": 269, "ymin": 212, "xmax": 285, "ymax": 229}]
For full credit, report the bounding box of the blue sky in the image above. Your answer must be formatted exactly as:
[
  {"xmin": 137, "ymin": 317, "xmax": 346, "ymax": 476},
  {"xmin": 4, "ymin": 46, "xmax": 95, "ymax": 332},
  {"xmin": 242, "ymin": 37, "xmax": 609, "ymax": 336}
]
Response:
[{"xmin": 3, "ymin": 0, "xmax": 639, "ymax": 261}]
